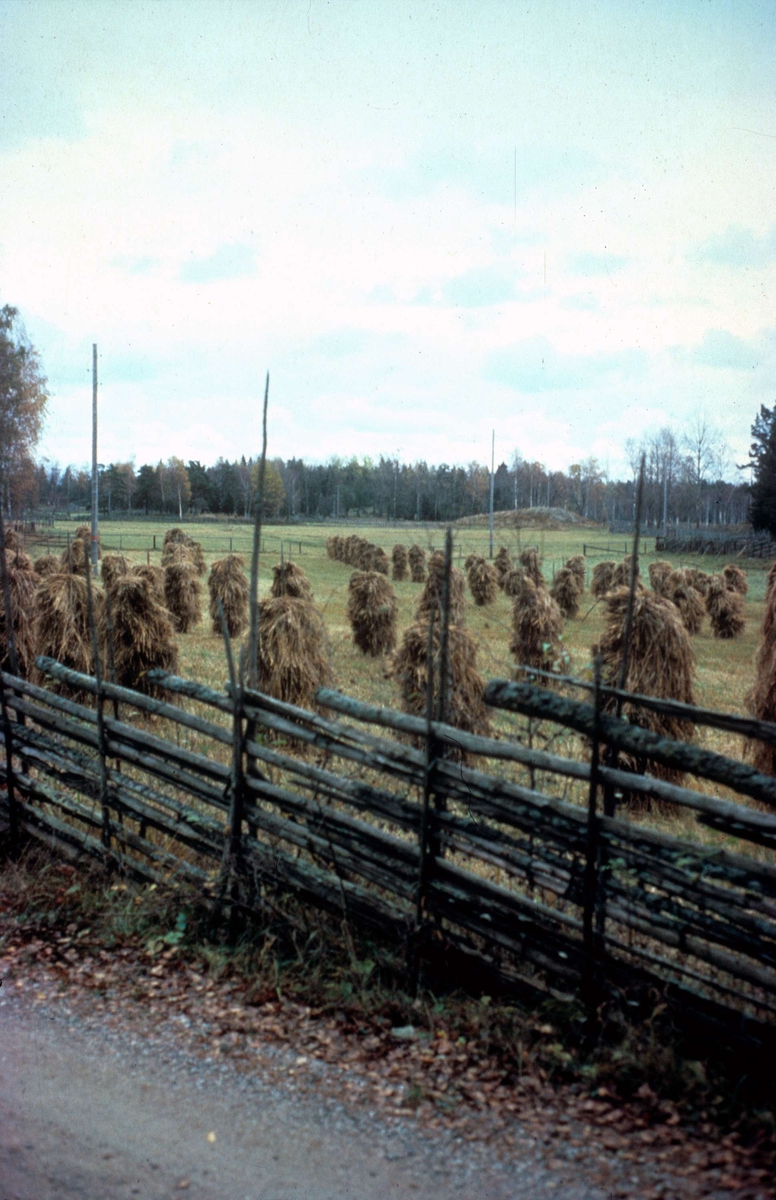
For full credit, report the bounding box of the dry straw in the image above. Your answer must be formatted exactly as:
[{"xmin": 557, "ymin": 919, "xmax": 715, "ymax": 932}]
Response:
[
  {"xmin": 598, "ymin": 587, "xmax": 696, "ymax": 789},
  {"xmin": 408, "ymin": 544, "xmax": 427, "ymax": 583},
  {"xmin": 164, "ymin": 563, "xmax": 202, "ymax": 633},
  {"xmin": 687, "ymin": 567, "xmax": 712, "ymax": 596},
  {"xmin": 255, "ymin": 595, "xmax": 330, "ymax": 708},
  {"xmin": 665, "ymin": 571, "xmax": 705, "ymax": 636},
  {"xmin": 565, "ymin": 555, "xmax": 586, "ymax": 592},
  {"xmin": 347, "ymin": 570, "xmax": 398, "ymax": 656},
  {"xmin": 503, "ymin": 567, "xmax": 528, "ymax": 600},
  {"xmin": 359, "ymin": 544, "xmax": 390, "ymax": 575},
  {"xmin": 161, "ymin": 528, "xmax": 206, "ymax": 575},
  {"xmin": 271, "ymin": 560, "xmax": 313, "ymax": 601},
  {"xmin": 706, "ymin": 575, "xmax": 745, "ymax": 639},
  {"xmin": 591, "ymin": 560, "xmax": 616, "ymax": 598},
  {"xmin": 767, "ymin": 559, "xmax": 776, "ymax": 600},
  {"xmin": 33, "ymin": 555, "xmax": 60, "ymax": 579},
  {"xmin": 208, "ymin": 555, "xmax": 249, "ymax": 637},
  {"xmin": 745, "ymin": 585, "xmax": 776, "ymax": 775},
  {"xmin": 722, "ymin": 563, "xmax": 748, "ymax": 596},
  {"xmin": 0, "ymin": 563, "xmax": 37, "ymax": 676},
  {"xmin": 648, "ymin": 561, "xmax": 673, "ymax": 596},
  {"xmin": 493, "ymin": 546, "xmax": 513, "ymax": 588},
  {"xmin": 466, "ymin": 556, "xmax": 498, "ymax": 606},
  {"xmin": 550, "ymin": 566, "xmax": 581, "ymax": 619},
  {"xmin": 519, "ymin": 547, "xmax": 545, "ymax": 589},
  {"xmin": 391, "ymin": 543, "xmax": 409, "ymax": 581},
  {"xmin": 131, "ymin": 563, "xmax": 165, "ymax": 602},
  {"xmin": 612, "ymin": 555, "xmax": 639, "ymax": 590},
  {"xmin": 415, "ymin": 551, "xmax": 466, "ymax": 625},
  {"xmin": 100, "ymin": 574, "xmax": 179, "ymax": 695},
  {"xmin": 392, "ymin": 621, "xmax": 490, "ymax": 736},
  {"xmin": 101, "ymin": 554, "xmax": 132, "ymax": 591},
  {"xmin": 510, "ymin": 577, "xmax": 565, "ymax": 678},
  {"xmin": 33, "ymin": 572, "xmax": 102, "ymax": 687}
]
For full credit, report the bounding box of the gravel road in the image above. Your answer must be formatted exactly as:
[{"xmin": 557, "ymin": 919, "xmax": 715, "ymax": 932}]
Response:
[{"xmin": 1, "ymin": 983, "xmax": 608, "ymax": 1200}]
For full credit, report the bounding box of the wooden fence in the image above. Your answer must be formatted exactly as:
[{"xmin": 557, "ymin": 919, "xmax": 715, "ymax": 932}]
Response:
[{"xmin": 1, "ymin": 653, "xmax": 776, "ymax": 1055}]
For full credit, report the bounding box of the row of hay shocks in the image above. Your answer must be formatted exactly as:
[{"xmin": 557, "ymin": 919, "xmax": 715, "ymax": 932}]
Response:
[
  {"xmin": 327, "ymin": 532, "xmax": 430, "ymax": 584},
  {"xmin": 590, "ymin": 556, "xmax": 747, "ymax": 640}
]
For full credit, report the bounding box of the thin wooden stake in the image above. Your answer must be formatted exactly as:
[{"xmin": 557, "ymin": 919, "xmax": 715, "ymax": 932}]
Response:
[
  {"xmin": 0, "ymin": 503, "xmax": 21, "ymax": 851},
  {"xmin": 247, "ymin": 373, "xmax": 269, "ymax": 689},
  {"xmin": 217, "ymin": 597, "xmax": 245, "ymax": 938},
  {"xmin": 84, "ymin": 560, "xmax": 111, "ymax": 853},
  {"xmin": 410, "ymin": 605, "xmax": 437, "ymax": 991},
  {"xmin": 583, "ymin": 654, "xmax": 602, "ymax": 1025}
]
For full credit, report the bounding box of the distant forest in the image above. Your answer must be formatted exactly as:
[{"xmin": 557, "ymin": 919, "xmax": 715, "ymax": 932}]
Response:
[{"xmin": 30, "ymin": 426, "xmax": 750, "ymax": 529}]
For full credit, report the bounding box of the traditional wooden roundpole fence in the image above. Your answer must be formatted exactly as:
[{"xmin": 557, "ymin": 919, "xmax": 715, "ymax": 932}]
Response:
[{"xmin": 0, "ymin": 641, "xmax": 775, "ymax": 1053}]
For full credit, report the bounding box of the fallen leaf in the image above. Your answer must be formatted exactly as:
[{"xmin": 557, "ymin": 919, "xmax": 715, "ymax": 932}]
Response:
[{"xmin": 206, "ymin": 1130, "xmax": 216, "ymax": 1143}]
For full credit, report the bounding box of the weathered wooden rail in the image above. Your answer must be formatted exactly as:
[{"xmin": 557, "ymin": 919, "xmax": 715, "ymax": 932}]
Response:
[{"xmin": 1, "ymin": 655, "xmax": 776, "ymax": 1053}]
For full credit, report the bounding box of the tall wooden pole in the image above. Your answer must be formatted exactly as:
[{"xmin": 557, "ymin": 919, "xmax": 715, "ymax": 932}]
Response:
[
  {"xmin": 91, "ymin": 344, "xmax": 99, "ymax": 578},
  {"xmin": 489, "ymin": 429, "xmax": 495, "ymax": 559}
]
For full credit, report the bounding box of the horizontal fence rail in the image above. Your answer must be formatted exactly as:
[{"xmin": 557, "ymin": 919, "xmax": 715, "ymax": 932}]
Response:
[{"xmin": 0, "ymin": 656, "xmax": 775, "ymax": 1053}]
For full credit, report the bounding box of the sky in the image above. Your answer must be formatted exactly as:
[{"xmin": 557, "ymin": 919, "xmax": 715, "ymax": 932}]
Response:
[{"xmin": 0, "ymin": 0, "xmax": 774, "ymax": 480}]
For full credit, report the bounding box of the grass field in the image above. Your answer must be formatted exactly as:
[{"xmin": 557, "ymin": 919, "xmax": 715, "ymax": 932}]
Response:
[{"xmin": 40, "ymin": 517, "xmax": 771, "ymax": 717}]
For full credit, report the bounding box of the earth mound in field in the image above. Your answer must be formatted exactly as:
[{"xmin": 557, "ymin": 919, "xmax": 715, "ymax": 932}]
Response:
[{"xmin": 455, "ymin": 507, "xmax": 601, "ymax": 531}]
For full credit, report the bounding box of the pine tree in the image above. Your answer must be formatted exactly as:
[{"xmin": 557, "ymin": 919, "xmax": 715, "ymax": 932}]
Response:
[{"xmin": 748, "ymin": 404, "xmax": 776, "ymax": 534}]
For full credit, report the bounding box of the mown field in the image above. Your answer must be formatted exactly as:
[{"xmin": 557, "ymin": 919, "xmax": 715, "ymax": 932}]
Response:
[
  {"xmin": 40, "ymin": 517, "xmax": 770, "ymax": 714},
  {"xmin": 30, "ymin": 517, "xmax": 775, "ymax": 853}
]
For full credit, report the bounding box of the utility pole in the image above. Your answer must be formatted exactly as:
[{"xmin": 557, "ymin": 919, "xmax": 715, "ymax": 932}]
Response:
[
  {"xmin": 91, "ymin": 344, "xmax": 99, "ymax": 578},
  {"xmin": 489, "ymin": 429, "xmax": 495, "ymax": 559}
]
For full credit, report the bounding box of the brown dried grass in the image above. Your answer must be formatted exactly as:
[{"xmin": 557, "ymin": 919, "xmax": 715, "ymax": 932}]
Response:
[
  {"xmin": 591, "ymin": 561, "xmax": 616, "ymax": 598},
  {"xmin": 612, "ymin": 555, "xmax": 639, "ymax": 589},
  {"xmin": 467, "ymin": 557, "xmax": 498, "ymax": 606},
  {"xmin": 706, "ymin": 575, "xmax": 745, "ymax": 639},
  {"xmin": 347, "ymin": 571, "xmax": 398, "ymax": 656},
  {"xmin": 598, "ymin": 587, "xmax": 695, "ymax": 790},
  {"xmin": 101, "ymin": 554, "xmax": 132, "ymax": 591},
  {"xmin": 161, "ymin": 529, "xmax": 206, "ymax": 574},
  {"xmin": 208, "ymin": 555, "xmax": 249, "ymax": 637},
  {"xmin": 665, "ymin": 571, "xmax": 705, "ymax": 635},
  {"xmin": 686, "ymin": 568, "xmax": 712, "ymax": 596},
  {"xmin": 391, "ymin": 544, "xmax": 409, "ymax": 581},
  {"xmin": 550, "ymin": 567, "xmax": 581, "ymax": 619},
  {"xmin": 415, "ymin": 551, "xmax": 466, "ymax": 625},
  {"xmin": 131, "ymin": 564, "xmax": 166, "ymax": 602},
  {"xmin": 391, "ymin": 621, "xmax": 490, "ymax": 736},
  {"xmin": 33, "ymin": 572, "xmax": 101, "ymax": 686},
  {"xmin": 255, "ymin": 596, "xmax": 330, "ymax": 708},
  {"xmin": 722, "ymin": 563, "xmax": 748, "ymax": 596},
  {"xmin": 33, "ymin": 555, "xmax": 60, "ymax": 579},
  {"xmin": 519, "ymin": 547, "xmax": 545, "ymax": 589},
  {"xmin": 510, "ymin": 578, "xmax": 565, "ymax": 677},
  {"xmin": 0, "ymin": 565, "xmax": 37, "ymax": 676},
  {"xmin": 745, "ymin": 588, "xmax": 776, "ymax": 777},
  {"xmin": 648, "ymin": 561, "xmax": 673, "ymax": 596},
  {"xmin": 493, "ymin": 546, "xmax": 513, "ymax": 587},
  {"xmin": 100, "ymin": 574, "xmax": 179, "ymax": 695},
  {"xmin": 271, "ymin": 560, "xmax": 313, "ymax": 601},
  {"xmin": 565, "ymin": 555, "xmax": 586, "ymax": 591},
  {"xmin": 408, "ymin": 544, "xmax": 427, "ymax": 583},
  {"xmin": 164, "ymin": 563, "xmax": 202, "ymax": 633},
  {"xmin": 503, "ymin": 567, "xmax": 528, "ymax": 600}
]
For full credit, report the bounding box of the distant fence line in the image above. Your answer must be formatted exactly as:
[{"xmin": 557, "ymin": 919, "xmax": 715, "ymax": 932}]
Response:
[{"xmin": 1, "ymin": 653, "xmax": 775, "ymax": 1061}]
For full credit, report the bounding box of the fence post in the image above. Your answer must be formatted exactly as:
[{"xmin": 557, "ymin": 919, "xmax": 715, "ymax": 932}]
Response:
[
  {"xmin": 583, "ymin": 656, "xmax": 603, "ymax": 1029},
  {"xmin": 0, "ymin": 506, "xmax": 22, "ymax": 853},
  {"xmin": 217, "ymin": 600, "xmax": 245, "ymax": 938},
  {"xmin": 410, "ymin": 607, "xmax": 437, "ymax": 992},
  {"xmin": 84, "ymin": 562, "xmax": 112, "ymax": 854}
]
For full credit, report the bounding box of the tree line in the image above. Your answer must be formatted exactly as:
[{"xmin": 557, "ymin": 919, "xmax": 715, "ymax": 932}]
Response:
[
  {"xmin": 0, "ymin": 300, "xmax": 756, "ymax": 528},
  {"xmin": 30, "ymin": 432, "xmax": 748, "ymax": 528}
]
